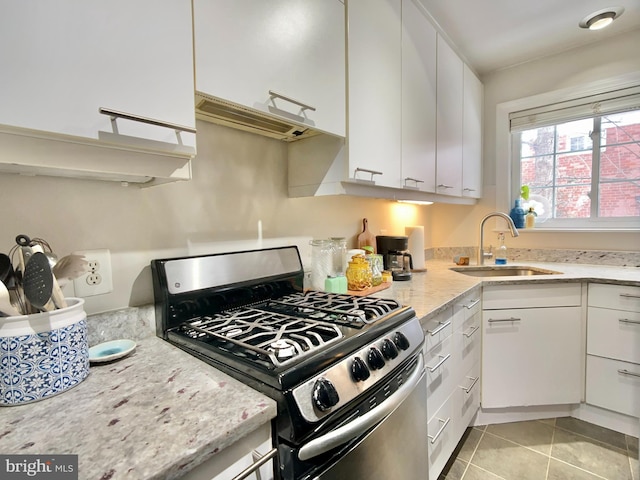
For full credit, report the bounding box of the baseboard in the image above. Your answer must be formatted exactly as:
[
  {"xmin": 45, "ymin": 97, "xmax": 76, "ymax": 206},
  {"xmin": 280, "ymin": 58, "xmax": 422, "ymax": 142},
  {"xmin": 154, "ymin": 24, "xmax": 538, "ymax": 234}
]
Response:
[{"xmin": 474, "ymin": 403, "xmax": 639, "ymax": 438}]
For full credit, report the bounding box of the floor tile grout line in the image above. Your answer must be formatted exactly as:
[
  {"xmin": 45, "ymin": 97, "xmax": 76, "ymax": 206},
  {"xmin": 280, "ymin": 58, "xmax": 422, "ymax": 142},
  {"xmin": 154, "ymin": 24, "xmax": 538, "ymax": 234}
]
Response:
[
  {"xmin": 547, "ymin": 455, "xmax": 611, "ymax": 480},
  {"xmin": 460, "ymin": 427, "xmax": 486, "ymax": 479},
  {"xmin": 480, "ymin": 429, "xmax": 552, "ymax": 459},
  {"xmin": 545, "ymin": 426, "xmax": 556, "ymax": 480}
]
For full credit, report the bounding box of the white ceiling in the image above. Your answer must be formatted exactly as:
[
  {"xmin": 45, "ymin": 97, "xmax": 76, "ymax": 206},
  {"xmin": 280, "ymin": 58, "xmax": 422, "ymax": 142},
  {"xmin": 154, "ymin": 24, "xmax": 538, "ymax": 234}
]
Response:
[{"xmin": 416, "ymin": 0, "xmax": 640, "ymax": 76}]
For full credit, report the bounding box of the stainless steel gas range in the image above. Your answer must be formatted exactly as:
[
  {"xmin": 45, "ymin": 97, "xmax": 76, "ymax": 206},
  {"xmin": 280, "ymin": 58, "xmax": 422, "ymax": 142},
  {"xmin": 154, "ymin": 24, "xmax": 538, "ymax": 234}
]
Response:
[{"xmin": 152, "ymin": 246, "xmax": 427, "ymax": 480}]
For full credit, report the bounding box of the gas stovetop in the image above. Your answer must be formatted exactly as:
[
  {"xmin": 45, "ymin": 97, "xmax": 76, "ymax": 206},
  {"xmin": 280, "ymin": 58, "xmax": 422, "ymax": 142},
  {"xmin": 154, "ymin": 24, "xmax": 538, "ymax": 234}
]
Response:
[{"xmin": 172, "ymin": 290, "xmax": 403, "ymax": 369}]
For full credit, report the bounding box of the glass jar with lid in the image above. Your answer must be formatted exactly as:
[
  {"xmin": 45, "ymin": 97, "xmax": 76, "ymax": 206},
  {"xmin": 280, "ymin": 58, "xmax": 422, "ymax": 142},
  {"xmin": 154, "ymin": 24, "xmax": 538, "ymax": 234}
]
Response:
[
  {"xmin": 329, "ymin": 237, "xmax": 347, "ymax": 276},
  {"xmin": 310, "ymin": 239, "xmax": 332, "ymax": 291},
  {"xmin": 367, "ymin": 254, "xmax": 383, "ymax": 287}
]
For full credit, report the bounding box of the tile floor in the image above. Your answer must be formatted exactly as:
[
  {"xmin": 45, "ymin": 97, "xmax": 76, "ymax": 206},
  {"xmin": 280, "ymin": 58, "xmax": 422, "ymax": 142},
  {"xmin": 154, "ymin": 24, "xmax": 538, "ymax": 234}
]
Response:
[{"xmin": 439, "ymin": 417, "xmax": 639, "ymax": 480}]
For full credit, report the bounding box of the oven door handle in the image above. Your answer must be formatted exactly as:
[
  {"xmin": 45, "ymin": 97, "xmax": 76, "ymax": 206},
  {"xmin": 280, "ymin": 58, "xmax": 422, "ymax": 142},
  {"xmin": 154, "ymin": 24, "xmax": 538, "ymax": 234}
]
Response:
[{"xmin": 298, "ymin": 353, "xmax": 425, "ymax": 461}]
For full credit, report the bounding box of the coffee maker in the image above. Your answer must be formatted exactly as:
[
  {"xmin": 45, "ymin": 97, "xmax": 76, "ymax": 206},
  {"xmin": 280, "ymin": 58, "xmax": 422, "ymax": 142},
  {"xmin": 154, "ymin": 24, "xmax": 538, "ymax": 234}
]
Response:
[{"xmin": 376, "ymin": 236, "xmax": 413, "ymax": 281}]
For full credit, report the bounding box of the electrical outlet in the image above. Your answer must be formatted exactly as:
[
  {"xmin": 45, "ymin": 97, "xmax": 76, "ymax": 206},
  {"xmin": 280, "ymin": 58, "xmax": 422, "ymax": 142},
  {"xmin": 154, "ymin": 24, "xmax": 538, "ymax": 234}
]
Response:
[{"xmin": 72, "ymin": 249, "xmax": 113, "ymax": 297}]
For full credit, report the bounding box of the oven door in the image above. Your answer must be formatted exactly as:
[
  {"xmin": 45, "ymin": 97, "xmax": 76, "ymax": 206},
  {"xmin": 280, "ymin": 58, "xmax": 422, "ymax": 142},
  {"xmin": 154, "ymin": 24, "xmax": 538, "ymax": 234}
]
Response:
[{"xmin": 297, "ymin": 353, "xmax": 427, "ymax": 480}]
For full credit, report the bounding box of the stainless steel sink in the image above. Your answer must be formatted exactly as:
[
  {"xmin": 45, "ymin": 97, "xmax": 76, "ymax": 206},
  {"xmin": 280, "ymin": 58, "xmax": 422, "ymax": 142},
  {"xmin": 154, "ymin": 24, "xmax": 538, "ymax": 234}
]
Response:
[{"xmin": 450, "ymin": 266, "xmax": 563, "ymax": 277}]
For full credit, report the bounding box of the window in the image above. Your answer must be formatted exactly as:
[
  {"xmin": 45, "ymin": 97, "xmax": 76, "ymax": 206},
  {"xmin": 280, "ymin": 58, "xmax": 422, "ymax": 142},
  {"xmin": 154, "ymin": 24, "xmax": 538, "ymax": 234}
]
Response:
[{"xmin": 510, "ymin": 87, "xmax": 640, "ymax": 228}]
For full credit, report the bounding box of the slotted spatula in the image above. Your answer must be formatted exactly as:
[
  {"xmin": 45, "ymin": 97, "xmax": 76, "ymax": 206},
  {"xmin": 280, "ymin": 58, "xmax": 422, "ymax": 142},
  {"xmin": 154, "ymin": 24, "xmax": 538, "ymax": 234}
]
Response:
[{"xmin": 23, "ymin": 252, "xmax": 54, "ymax": 312}]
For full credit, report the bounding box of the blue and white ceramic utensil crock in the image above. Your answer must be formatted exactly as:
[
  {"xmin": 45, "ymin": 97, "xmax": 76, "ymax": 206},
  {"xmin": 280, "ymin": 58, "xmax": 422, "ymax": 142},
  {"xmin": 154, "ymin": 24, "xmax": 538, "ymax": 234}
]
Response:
[{"xmin": 0, "ymin": 298, "xmax": 89, "ymax": 406}]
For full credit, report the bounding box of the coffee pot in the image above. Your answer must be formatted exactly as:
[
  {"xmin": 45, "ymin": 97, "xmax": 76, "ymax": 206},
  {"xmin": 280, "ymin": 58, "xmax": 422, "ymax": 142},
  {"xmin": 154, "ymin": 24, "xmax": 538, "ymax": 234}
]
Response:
[{"xmin": 375, "ymin": 236, "xmax": 413, "ymax": 281}]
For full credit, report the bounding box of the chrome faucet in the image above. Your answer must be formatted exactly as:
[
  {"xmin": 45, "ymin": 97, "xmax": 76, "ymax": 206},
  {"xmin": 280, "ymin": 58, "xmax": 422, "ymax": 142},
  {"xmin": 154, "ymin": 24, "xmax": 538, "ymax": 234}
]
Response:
[{"xmin": 478, "ymin": 212, "xmax": 519, "ymax": 265}]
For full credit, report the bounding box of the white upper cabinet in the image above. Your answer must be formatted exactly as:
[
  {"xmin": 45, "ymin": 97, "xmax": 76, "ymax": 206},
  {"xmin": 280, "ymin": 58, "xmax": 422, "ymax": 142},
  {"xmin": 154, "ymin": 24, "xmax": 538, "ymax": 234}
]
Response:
[
  {"xmin": 0, "ymin": 0, "xmax": 196, "ymax": 159},
  {"xmin": 401, "ymin": 0, "xmax": 437, "ymax": 193},
  {"xmin": 435, "ymin": 35, "xmax": 464, "ymax": 197},
  {"xmin": 193, "ymin": 0, "xmax": 346, "ymax": 138},
  {"xmin": 462, "ymin": 64, "xmax": 483, "ymax": 198},
  {"xmin": 347, "ymin": 0, "xmax": 402, "ymax": 189}
]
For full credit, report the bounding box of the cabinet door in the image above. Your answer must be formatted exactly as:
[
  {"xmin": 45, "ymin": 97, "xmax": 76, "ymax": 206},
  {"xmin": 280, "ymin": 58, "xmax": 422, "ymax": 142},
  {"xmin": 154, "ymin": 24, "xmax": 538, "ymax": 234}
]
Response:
[
  {"xmin": 435, "ymin": 35, "xmax": 463, "ymax": 196},
  {"xmin": 0, "ymin": 0, "xmax": 195, "ymax": 153},
  {"xmin": 194, "ymin": 0, "xmax": 345, "ymax": 138},
  {"xmin": 482, "ymin": 307, "xmax": 582, "ymax": 408},
  {"xmin": 348, "ymin": 0, "xmax": 402, "ymax": 189},
  {"xmin": 401, "ymin": 0, "xmax": 437, "ymax": 192},
  {"xmin": 462, "ymin": 64, "xmax": 483, "ymax": 198}
]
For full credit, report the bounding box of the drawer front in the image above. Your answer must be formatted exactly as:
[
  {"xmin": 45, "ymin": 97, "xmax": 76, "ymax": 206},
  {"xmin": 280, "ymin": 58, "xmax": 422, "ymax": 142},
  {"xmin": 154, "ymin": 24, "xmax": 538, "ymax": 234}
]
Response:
[
  {"xmin": 453, "ymin": 310, "xmax": 481, "ymax": 379},
  {"xmin": 427, "ymin": 395, "xmax": 455, "ymax": 480},
  {"xmin": 423, "ymin": 307, "xmax": 454, "ymax": 352},
  {"xmin": 483, "ymin": 283, "xmax": 582, "ymax": 310},
  {"xmin": 588, "ymin": 283, "xmax": 640, "ymax": 312},
  {"xmin": 455, "ymin": 363, "xmax": 481, "ymax": 439},
  {"xmin": 586, "ymin": 355, "xmax": 640, "ymax": 418},
  {"xmin": 425, "ymin": 334, "xmax": 454, "ymax": 415},
  {"xmin": 587, "ymin": 307, "xmax": 640, "ymax": 364},
  {"xmin": 452, "ymin": 290, "xmax": 482, "ymax": 332}
]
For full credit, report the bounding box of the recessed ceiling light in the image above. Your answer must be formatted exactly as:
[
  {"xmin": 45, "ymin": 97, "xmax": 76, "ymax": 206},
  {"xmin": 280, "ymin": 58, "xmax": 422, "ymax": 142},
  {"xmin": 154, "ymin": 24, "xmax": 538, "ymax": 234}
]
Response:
[{"xmin": 579, "ymin": 7, "xmax": 624, "ymax": 30}]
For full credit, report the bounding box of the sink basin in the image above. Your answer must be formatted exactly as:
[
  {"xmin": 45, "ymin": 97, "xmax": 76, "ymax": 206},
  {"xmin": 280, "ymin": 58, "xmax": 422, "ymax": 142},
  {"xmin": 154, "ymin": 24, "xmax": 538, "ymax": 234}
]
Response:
[{"xmin": 450, "ymin": 266, "xmax": 563, "ymax": 277}]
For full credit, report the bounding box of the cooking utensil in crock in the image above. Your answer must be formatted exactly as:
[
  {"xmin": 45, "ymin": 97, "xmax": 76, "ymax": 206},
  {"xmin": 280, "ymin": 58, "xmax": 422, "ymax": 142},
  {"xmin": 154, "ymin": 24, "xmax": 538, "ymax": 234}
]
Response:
[
  {"xmin": 0, "ymin": 253, "xmax": 16, "ymax": 288},
  {"xmin": 0, "ymin": 279, "xmax": 20, "ymax": 316},
  {"xmin": 29, "ymin": 243, "xmax": 67, "ymax": 309},
  {"xmin": 22, "ymin": 252, "xmax": 54, "ymax": 312},
  {"xmin": 52, "ymin": 254, "xmax": 89, "ymax": 287}
]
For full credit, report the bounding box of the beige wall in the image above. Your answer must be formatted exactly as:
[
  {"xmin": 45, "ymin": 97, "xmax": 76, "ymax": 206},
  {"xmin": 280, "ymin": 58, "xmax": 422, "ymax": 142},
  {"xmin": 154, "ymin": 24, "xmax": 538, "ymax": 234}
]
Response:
[
  {"xmin": 431, "ymin": 28, "xmax": 640, "ymax": 251},
  {"xmin": 0, "ymin": 121, "xmax": 431, "ymax": 314}
]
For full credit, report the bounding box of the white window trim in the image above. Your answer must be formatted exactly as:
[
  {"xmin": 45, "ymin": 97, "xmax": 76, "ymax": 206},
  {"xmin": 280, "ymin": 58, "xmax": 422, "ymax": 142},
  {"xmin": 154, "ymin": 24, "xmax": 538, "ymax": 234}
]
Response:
[{"xmin": 495, "ymin": 71, "xmax": 640, "ymax": 231}]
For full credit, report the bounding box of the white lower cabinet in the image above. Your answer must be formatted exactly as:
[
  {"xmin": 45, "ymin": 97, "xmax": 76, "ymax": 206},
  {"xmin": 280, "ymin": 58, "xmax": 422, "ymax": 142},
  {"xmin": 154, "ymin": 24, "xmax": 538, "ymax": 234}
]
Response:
[
  {"xmin": 586, "ymin": 283, "xmax": 640, "ymax": 418},
  {"xmin": 481, "ymin": 283, "xmax": 583, "ymax": 409},
  {"xmin": 181, "ymin": 423, "xmax": 274, "ymax": 480},
  {"xmin": 424, "ymin": 288, "xmax": 481, "ymax": 480}
]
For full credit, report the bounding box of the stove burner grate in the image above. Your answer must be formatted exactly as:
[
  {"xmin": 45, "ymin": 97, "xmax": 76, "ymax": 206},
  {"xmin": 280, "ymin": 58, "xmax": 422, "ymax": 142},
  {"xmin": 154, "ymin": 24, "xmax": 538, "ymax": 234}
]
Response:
[{"xmin": 178, "ymin": 308, "xmax": 343, "ymax": 367}]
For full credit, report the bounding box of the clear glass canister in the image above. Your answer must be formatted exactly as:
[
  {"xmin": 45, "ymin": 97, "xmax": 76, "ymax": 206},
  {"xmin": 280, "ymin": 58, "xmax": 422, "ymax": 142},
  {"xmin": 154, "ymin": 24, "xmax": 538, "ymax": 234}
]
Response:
[
  {"xmin": 329, "ymin": 237, "xmax": 347, "ymax": 276},
  {"xmin": 310, "ymin": 239, "xmax": 332, "ymax": 291},
  {"xmin": 367, "ymin": 254, "xmax": 383, "ymax": 287},
  {"xmin": 346, "ymin": 254, "xmax": 372, "ymax": 291}
]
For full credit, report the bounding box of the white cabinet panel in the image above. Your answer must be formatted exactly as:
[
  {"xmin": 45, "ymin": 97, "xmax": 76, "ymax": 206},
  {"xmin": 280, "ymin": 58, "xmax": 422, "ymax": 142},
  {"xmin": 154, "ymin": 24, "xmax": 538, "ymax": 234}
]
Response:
[
  {"xmin": 0, "ymin": 0, "xmax": 195, "ymax": 154},
  {"xmin": 401, "ymin": 0, "xmax": 437, "ymax": 192},
  {"xmin": 462, "ymin": 64, "xmax": 483, "ymax": 198},
  {"xmin": 182, "ymin": 423, "xmax": 273, "ymax": 480},
  {"xmin": 425, "ymin": 335, "xmax": 455, "ymax": 415},
  {"xmin": 587, "ymin": 307, "xmax": 640, "ymax": 364},
  {"xmin": 435, "ymin": 36, "xmax": 463, "ymax": 196},
  {"xmin": 483, "ymin": 283, "xmax": 582, "ymax": 310},
  {"xmin": 193, "ymin": 0, "xmax": 346, "ymax": 138},
  {"xmin": 482, "ymin": 306, "xmax": 582, "ymax": 408},
  {"xmin": 586, "ymin": 355, "xmax": 640, "ymax": 419},
  {"xmin": 427, "ymin": 395, "xmax": 455, "ymax": 479},
  {"xmin": 347, "ymin": 0, "xmax": 402, "ymax": 188},
  {"xmin": 588, "ymin": 283, "xmax": 640, "ymax": 312}
]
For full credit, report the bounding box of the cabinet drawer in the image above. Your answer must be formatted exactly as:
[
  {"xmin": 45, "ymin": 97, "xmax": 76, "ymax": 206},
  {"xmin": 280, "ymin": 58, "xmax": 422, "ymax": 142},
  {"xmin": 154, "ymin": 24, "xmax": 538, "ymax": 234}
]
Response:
[
  {"xmin": 452, "ymin": 290, "xmax": 482, "ymax": 332},
  {"xmin": 587, "ymin": 307, "xmax": 640, "ymax": 364},
  {"xmin": 423, "ymin": 307, "xmax": 454, "ymax": 352},
  {"xmin": 427, "ymin": 395, "xmax": 455, "ymax": 480},
  {"xmin": 586, "ymin": 355, "xmax": 640, "ymax": 418},
  {"xmin": 453, "ymin": 310, "xmax": 481, "ymax": 379},
  {"xmin": 588, "ymin": 283, "xmax": 640, "ymax": 312},
  {"xmin": 483, "ymin": 283, "xmax": 582, "ymax": 310},
  {"xmin": 454, "ymin": 363, "xmax": 481, "ymax": 440},
  {"xmin": 425, "ymin": 334, "xmax": 454, "ymax": 416}
]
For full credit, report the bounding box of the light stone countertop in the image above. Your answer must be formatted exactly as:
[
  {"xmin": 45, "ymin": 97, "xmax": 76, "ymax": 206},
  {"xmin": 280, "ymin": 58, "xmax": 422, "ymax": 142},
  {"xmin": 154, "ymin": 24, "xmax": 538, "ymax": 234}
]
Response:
[
  {"xmin": 0, "ymin": 337, "xmax": 277, "ymax": 480},
  {"xmin": 375, "ymin": 260, "xmax": 640, "ymax": 320},
  {"xmin": 1, "ymin": 259, "xmax": 637, "ymax": 479}
]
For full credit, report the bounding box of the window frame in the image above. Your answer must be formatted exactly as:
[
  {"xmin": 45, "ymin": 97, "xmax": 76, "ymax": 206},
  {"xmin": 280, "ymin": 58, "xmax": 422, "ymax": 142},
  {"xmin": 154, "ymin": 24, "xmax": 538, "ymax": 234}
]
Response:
[{"xmin": 496, "ymin": 73, "xmax": 640, "ymax": 232}]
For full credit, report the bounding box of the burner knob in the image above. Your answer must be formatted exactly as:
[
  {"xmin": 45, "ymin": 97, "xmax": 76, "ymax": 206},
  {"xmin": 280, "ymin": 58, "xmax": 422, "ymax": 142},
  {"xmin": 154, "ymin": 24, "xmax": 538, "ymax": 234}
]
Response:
[
  {"xmin": 350, "ymin": 357, "xmax": 371, "ymax": 382},
  {"xmin": 393, "ymin": 332, "xmax": 410, "ymax": 351},
  {"xmin": 367, "ymin": 347, "xmax": 386, "ymax": 370},
  {"xmin": 381, "ymin": 339, "xmax": 399, "ymax": 360},
  {"xmin": 312, "ymin": 378, "xmax": 340, "ymax": 412}
]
